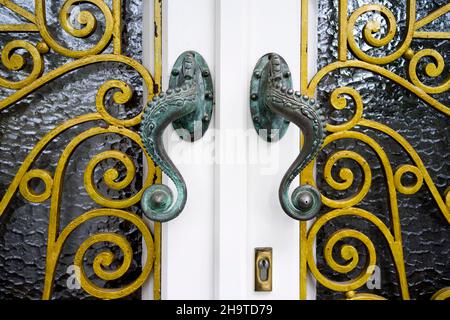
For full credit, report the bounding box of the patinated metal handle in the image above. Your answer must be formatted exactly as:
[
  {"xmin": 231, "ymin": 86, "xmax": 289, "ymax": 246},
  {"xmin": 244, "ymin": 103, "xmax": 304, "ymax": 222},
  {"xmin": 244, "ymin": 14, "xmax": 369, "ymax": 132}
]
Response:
[
  {"xmin": 250, "ymin": 53, "xmax": 326, "ymax": 221},
  {"xmin": 140, "ymin": 51, "xmax": 213, "ymax": 222}
]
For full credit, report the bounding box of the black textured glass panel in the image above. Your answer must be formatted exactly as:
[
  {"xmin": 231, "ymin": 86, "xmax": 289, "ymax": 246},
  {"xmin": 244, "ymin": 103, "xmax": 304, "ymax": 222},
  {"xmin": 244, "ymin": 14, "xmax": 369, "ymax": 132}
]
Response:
[
  {"xmin": 0, "ymin": 0, "xmax": 145, "ymax": 299},
  {"xmin": 316, "ymin": 0, "xmax": 449, "ymax": 300}
]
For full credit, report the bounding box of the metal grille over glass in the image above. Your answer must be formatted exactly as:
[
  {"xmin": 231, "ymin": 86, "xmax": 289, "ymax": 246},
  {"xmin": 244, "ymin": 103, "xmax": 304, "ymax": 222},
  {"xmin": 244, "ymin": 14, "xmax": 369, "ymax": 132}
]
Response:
[
  {"xmin": 299, "ymin": 0, "xmax": 449, "ymax": 300},
  {"xmin": 0, "ymin": 0, "xmax": 162, "ymax": 300}
]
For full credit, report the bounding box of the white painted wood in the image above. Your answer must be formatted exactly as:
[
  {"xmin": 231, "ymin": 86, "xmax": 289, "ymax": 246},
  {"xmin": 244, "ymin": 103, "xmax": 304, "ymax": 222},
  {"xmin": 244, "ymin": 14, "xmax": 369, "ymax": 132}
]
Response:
[
  {"xmin": 213, "ymin": 0, "xmax": 250, "ymax": 299},
  {"xmin": 141, "ymin": 0, "xmax": 318, "ymax": 300},
  {"xmin": 214, "ymin": 0, "xmax": 302, "ymax": 299}
]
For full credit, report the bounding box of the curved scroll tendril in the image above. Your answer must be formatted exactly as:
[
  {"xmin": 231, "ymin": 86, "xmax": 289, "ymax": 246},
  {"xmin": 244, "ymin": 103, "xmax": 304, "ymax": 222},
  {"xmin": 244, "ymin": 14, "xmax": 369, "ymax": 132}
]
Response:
[
  {"xmin": 347, "ymin": 2, "xmax": 416, "ymax": 65},
  {"xmin": 431, "ymin": 287, "xmax": 450, "ymax": 300},
  {"xmin": 0, "ymin": 54, "xmax": 155, "ymax": 112},
  {"xmin": 306, "ymin": 208, "xmax": 404, "ymax": 293},
  {"xmin": 35, "ymin": 0, "xmax": 114, "ymax": 58},
  {"xmin": 45, "ymin": 209, "xmax": 154, "ymax": 300},
  {"xmin": 409, "ymin": 49, "xmax": 450, "ymax": 94},
  {"xmin": 0, "ymin": 40, "xmax": 44, "ymax": 89},
  {"xmin": 41, "ymin": 125, "xmax": 157, "ymax": 299}
]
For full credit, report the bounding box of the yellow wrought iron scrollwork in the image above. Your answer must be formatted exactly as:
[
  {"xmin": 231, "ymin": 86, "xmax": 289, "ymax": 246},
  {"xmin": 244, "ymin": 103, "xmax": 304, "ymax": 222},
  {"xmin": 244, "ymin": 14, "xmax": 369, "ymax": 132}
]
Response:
[
  {"xmin": 0, "ymin": 39, "xmax": 45, "ymax": 89},
  {"xmin": 46, "ymin": 208, "xmax": 155, "ymax": 300},
  {"xmin": 299, "ymin": 0, "xmax": 449, "ymax": 300},
  {"xmin": 431, "ymin": 287, "xmax": 450, "ymax": 300},
  {"xmin": 0, "ymin": 0, "xmax": 163, "ymax": 300},
  {"xmin": 408, "ymin": 49, "xmax": 450, "ymax": 94},
  {"xmin": 344, "ymin": 291, "xmax": 387, "ymax": 300}
]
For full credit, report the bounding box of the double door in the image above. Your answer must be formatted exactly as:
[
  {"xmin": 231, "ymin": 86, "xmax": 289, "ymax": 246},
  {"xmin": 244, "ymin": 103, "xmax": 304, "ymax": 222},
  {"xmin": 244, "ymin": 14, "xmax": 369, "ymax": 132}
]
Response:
[{"xmin": 0, "ymin": 0, "xmax": 448, "ymax": 300}]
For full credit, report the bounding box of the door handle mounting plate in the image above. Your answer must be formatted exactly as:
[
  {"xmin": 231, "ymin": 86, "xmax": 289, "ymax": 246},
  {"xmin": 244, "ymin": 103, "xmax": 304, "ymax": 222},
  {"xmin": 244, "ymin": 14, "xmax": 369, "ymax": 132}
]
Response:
[
  {"xmin": 170, "ymin": 51, "xmax": 214, "ymax": 141},
  {"xmin": 250, "ymin": 54, "xmax": 292, "ymax": 142}
]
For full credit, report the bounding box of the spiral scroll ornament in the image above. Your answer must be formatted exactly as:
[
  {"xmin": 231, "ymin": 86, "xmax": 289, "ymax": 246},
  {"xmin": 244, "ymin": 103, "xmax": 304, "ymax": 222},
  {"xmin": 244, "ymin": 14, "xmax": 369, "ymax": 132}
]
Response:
[
  {"xmin": 35, "ymin": 0, "xmax": 114, "ymax": 58},
  {"xmin": 0, "ymin": 40, "xmax": 45, "ymax": 89}
]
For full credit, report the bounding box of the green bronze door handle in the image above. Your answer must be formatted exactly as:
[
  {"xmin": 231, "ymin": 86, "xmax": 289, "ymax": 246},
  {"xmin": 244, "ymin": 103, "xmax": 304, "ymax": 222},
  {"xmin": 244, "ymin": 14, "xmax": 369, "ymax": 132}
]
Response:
[
  {"xmin": 140, "ymin": 51, "xmax": 213, "ymax": 222},
  {"xmin": 250, "ymin": 53, "xmax": 326, "ymax": 221}
]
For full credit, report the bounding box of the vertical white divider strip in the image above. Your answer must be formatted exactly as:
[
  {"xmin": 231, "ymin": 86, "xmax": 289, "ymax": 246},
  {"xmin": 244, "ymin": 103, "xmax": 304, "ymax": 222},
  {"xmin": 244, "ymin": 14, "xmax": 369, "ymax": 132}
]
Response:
[
  {"xmin": 142, "ymin": 0, "xmax": 154, "ymax": 300},
  {"xmin": 214, "ymin": 0, "xmax": 250, "ymax": 299}
]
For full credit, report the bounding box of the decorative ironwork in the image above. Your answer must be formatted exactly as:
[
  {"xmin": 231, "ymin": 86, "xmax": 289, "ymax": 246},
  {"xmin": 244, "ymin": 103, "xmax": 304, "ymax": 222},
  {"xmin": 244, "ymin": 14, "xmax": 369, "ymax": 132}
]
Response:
[
  {"xmin": 0, "ymin": 0, "xmax": 162, "ymax": 300},
  {"xmin": 299, "ymin": 0, "xmax": 449, "ymax": 300}
]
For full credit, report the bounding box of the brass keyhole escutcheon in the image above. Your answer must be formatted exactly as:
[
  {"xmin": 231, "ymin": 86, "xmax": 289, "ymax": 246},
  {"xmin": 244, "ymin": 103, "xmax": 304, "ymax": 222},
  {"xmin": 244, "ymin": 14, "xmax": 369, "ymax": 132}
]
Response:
[{"xmin": 255, "ymin": 248, "xmax": 272, "ymax": 292}]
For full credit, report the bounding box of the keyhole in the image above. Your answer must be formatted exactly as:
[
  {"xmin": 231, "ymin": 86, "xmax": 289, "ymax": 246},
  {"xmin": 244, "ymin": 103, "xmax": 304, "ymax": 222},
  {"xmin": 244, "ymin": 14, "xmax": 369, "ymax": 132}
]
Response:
[{"xmin": 258, "ymin": 258, "xmax": 270, "ymax": 281}]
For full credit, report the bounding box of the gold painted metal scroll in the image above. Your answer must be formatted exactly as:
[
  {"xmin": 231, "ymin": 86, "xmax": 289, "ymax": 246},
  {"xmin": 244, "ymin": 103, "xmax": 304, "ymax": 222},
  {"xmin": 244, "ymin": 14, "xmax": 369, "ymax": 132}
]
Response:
[
  {"xmin": 0, "ymin": 0, "xmax": 162, "ymax": 300},
  {"xmin": 299, "ymin": 0, "xmax": 449, "ymax": 300}
]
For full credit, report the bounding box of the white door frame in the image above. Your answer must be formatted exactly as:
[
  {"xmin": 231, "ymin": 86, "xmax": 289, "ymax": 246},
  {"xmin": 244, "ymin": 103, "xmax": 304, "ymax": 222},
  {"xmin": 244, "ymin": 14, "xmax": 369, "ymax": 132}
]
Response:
[{"xmin": 142, "ymin": 0, "xmax": 319, "ymax": 300}]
